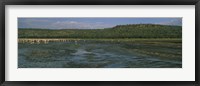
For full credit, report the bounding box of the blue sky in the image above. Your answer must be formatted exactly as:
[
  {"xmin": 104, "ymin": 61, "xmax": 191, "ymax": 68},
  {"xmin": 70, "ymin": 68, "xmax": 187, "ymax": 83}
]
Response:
[{"xmin": 18, "ymin": 18, "xmax": 182, "ymax": 29}]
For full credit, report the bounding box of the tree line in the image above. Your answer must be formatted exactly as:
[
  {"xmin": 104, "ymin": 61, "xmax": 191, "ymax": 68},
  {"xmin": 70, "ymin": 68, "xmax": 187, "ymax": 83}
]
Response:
[{"xmin": 18, "ymin": 24, "xmax": 182, "ymax": 38}]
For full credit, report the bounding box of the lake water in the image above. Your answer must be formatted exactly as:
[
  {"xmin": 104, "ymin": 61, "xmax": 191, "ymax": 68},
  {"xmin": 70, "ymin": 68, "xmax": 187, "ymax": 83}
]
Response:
[{"xmin": 18, "ymin": 40, "xmax": 182, "ymax": 68}]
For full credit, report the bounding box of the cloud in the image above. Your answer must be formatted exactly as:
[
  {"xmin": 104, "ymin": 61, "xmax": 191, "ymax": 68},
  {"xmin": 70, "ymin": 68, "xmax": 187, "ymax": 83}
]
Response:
[
  {"xmin": 156, "ymin": 19, "xmax": 182, "ymax": 26},
  {"xmin": 18, "ymin": 18, "xmax": 115, "ymax": 29},
  {"xmin": 49, "ymin": 21, "xmax": 114, "ymax": 29}
]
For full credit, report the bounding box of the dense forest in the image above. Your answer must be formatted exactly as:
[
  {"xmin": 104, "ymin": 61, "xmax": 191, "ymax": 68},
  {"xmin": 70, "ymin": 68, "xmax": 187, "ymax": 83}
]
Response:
[{"xmin": 18, "ymin": 24, "xmax": 182, "ymax": 38}]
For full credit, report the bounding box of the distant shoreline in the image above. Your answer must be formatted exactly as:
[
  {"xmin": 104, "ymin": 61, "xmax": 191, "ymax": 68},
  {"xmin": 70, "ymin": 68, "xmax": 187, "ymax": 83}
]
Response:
[{"xmin": 18, "ymin": 24, "xmax": 182, "ymax": 39}]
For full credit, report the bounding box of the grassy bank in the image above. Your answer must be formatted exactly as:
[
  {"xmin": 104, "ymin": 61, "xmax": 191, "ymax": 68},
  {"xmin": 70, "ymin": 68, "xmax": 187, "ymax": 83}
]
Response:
[{"xmin": 18, "ymin": 38, "xmax": 181, "ymax": 44}]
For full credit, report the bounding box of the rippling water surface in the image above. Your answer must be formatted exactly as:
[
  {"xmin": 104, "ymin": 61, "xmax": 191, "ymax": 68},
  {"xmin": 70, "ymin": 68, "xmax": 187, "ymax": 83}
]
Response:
[{"xmin": 18, "ymin": 40, "xmax": 182, "ymax": 68}]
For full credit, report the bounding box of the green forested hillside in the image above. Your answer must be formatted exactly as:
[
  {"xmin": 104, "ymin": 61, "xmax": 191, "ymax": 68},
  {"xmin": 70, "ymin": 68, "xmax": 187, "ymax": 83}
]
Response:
[{"xmin": 18, "ymin": 24, "xmax": 182, "ymax": 38}]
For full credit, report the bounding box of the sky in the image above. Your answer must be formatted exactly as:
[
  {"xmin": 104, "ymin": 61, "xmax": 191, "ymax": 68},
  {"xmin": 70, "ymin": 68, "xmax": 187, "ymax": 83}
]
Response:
[{"xmin": 18, "ymin": 18, "xmax": 182, "ymax": 29}]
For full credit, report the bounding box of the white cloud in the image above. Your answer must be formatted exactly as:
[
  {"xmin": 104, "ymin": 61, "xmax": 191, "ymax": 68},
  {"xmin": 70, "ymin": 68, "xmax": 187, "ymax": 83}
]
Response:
[
  {"xmin": 49, "ymin": 21, "xmax": 114, "ymax": 29},
  {"xmin": 69, "ymin": 21, "xmax": 78, "ymax": 24},
  {"xmin": 95, "ymin": 22, "xmax": 104, "ymax": 24},
  {"xmin": 156, "ymin": 19, "xmax": 182, "ymax": 26},
  {"xmin": 19, "ymin": 19, "xmax": 115, "ymax": 29}
]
